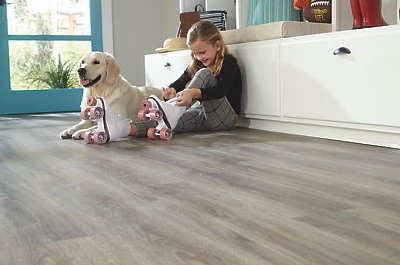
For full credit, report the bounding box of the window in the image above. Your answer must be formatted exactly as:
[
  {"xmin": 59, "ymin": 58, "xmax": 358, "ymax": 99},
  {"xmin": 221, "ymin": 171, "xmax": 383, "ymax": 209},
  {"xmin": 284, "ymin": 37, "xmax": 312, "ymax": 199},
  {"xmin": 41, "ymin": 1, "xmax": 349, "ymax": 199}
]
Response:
[
  {"xmin": 6, "ymin": 0, "xmax": 99, "ymax": 90},
  {"xmin": 0, "ymin": 0, "xmax": 102, "ymax": 114}
]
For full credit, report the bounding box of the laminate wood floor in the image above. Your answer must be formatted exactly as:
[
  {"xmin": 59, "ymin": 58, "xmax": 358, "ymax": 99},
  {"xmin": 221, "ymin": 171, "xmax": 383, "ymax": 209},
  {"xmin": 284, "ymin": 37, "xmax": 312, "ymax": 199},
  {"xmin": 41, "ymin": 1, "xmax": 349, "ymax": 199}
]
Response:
[{"xmin": 0, "ymin": 113, "xmax": 399, "ymax": 265}]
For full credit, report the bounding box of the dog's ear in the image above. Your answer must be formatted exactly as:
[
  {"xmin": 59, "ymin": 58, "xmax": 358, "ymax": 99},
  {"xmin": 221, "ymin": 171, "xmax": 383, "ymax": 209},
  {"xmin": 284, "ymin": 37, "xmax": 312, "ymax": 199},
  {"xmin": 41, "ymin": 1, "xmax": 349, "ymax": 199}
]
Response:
[{"xmin": 105, "ymin": 53, "xmax": 121, "ymax": 86}]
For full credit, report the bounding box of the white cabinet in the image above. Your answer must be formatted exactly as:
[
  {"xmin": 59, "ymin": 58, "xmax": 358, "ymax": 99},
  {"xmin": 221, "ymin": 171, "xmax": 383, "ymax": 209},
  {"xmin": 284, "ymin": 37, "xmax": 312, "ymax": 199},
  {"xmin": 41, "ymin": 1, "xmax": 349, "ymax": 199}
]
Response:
[
  {"xmin": 145, "ymin": 50, "xmax": 191, "ymax": 88},
  {"xmin": 229, "ymin": 41, "xmax": 280, "ymax": 117},
  {"xmin": 281, "ymin": 26, "xmax": 400, "ymax": 127},
  {"xmin": 236, "ymin": 26, "xmax": 400, "ymax": 148}
]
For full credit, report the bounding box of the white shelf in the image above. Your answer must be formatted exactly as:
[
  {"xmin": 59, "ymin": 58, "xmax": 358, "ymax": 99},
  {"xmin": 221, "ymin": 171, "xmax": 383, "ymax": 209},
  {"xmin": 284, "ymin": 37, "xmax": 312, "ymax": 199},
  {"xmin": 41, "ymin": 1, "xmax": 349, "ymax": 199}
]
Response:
[
  {"xmin": 333, "ymin": 0, "xmax": 398, "ymax": 31},
  {"xmin": 236, "ymin": 0, "xmax": 399, "ymax": 32}
]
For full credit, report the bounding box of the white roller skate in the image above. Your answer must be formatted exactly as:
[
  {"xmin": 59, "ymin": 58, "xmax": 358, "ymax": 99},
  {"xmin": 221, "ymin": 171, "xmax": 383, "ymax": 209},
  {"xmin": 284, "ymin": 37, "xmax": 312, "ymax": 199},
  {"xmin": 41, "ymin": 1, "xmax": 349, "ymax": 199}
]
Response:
[
  {"xmin": 137, "ymin": 95, "xmax": 186, "ymax": 140},
  {"xmin": 80, "ymin": 97, "xmax": 131, "ymax": 144}
]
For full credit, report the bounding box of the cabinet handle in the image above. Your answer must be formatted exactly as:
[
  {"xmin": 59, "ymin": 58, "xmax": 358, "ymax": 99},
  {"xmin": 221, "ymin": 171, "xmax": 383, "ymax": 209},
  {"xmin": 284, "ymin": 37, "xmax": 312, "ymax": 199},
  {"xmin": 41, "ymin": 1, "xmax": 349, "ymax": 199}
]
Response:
[
  {"xmin": 333, "ymin": 47, "xmax": 351, "ymax": 55},
  {"xmin": 164, "ymin": 62, "xmax": 171, "ymax": 67}
]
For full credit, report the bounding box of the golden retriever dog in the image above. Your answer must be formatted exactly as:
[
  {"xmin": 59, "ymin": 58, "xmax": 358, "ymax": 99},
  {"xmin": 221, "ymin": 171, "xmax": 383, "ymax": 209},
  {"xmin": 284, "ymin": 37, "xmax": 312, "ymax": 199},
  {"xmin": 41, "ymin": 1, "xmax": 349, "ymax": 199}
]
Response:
[{"xmin": 60, "ymin": 51, "xmax": 162, "ymax": 139}]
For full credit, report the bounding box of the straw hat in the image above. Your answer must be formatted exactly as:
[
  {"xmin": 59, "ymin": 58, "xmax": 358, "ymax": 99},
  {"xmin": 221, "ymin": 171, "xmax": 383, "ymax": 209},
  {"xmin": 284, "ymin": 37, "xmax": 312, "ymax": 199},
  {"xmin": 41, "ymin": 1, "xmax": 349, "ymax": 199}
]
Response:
[{"xmin": 155, "ymin": 37, "xmax": 189, "ymax": 53}]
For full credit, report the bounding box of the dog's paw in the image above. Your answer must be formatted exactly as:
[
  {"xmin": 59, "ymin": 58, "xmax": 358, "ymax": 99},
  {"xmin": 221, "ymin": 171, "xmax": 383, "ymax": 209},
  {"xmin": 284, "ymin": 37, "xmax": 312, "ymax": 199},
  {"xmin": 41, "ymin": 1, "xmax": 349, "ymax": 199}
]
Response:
[
  {"xmin": 72, "ymin": 129, "xmax": 89, "ymax": 140},
  {"xmin": 60, "ymin": 128, "xmax": 76, "ymax": 139}
]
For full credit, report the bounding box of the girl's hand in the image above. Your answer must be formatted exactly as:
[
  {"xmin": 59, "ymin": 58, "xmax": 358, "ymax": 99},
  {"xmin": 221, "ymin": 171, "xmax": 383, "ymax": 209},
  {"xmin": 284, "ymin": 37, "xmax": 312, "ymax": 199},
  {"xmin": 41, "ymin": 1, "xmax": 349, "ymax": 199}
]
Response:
[
  {"xmin": 162, "ymin": 87, "xmax": 177, "ymax": 100},
  {"xmin": 176, "ymin": 89, "xmax": 195, "ymax": 107}
]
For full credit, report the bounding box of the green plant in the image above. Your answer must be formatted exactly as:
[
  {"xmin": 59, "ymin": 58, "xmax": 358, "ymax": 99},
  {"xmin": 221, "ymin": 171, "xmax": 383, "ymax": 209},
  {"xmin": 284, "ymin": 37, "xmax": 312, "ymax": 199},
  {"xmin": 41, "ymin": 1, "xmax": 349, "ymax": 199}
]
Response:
[{"xmin": 27, "ymin": 55, "xmax": 79, "ymax": 89}]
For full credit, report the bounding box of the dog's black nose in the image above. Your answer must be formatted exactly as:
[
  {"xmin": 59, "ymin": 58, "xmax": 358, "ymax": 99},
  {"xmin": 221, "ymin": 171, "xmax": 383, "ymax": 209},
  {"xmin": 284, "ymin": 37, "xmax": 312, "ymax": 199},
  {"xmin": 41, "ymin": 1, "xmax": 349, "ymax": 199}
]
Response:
[{"xmin": 77, "ymin": 68, "xmax": 86, "ymax": 76}]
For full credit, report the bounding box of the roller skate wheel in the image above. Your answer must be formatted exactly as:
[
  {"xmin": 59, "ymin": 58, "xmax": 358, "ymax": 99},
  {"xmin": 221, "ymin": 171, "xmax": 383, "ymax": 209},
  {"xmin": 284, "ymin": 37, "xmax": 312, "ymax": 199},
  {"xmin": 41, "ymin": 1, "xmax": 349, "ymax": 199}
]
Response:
[
  {"xmin": 87, "ymin": 96, "xmax": 97, "ymax": 106},
  {"xmin": 93, "ymin": 131, "xmax": 108, "ymax": 144},
  {"xmin": 149, "ymin": 109, "xmax": 163, "ymax": 122},
  {"xmin": 147, "ymin": 128, "xmax": 157, "ymax": 140},
  {"xmin": 80, "ymin": 108, "xmax": 91, "ymax": 120},
  {"xmin": 140, "ymin": 99, "xmax": 152, "ymax": 110},
  {"xmin": 160, "ymin": 128, "xmax": 172, "ymax": 140},
  {"xmin": 90, "ymin": 107, "xmax": 104, "ymax": 119},
  {"xmin": 83, "ymin": 131, "xmax": 95, "ymax": 144},
  {"xmin": 138, "ymin": 110, "xmax": 148, "ymax": 121}
]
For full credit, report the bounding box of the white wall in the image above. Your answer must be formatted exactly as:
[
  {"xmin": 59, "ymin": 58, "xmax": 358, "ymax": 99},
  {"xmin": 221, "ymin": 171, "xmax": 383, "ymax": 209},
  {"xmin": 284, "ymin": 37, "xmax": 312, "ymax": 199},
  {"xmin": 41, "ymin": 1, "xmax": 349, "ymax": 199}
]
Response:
[{"xmin": 110, "ymin": 0, "xmax": 180, "ymax": 86}]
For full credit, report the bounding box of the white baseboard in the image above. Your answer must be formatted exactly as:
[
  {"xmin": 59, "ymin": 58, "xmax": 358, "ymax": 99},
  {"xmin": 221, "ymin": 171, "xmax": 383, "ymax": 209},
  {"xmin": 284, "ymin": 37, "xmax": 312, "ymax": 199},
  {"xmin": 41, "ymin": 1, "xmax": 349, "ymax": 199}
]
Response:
[{"xmin": 237, "ymin": 117, "xmax": 400, "ymax": 149}]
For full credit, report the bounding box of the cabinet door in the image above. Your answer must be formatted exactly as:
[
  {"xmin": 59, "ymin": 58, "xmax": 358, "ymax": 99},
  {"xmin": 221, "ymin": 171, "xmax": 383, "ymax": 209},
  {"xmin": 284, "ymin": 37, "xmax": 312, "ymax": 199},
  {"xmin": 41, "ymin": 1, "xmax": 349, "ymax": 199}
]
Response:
[
  {"xmin": 281, "ymin": 28, "xmax": 400, "ymax": 127},
  {"xmin": 145, "ymin": 50, "xmax": 191, "ymax": 88},
  {"xmin": 229, "ymin": 42, "xmax": 280, "ymax": 117}
]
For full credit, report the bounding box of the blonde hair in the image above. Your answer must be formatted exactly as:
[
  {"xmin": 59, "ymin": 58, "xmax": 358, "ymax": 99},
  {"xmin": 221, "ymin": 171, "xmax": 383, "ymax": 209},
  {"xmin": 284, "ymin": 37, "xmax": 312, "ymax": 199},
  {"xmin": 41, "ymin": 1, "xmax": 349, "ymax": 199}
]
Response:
[{"xmin": 186, "ymin": 20, "xmax": 227, "ymax": 77}]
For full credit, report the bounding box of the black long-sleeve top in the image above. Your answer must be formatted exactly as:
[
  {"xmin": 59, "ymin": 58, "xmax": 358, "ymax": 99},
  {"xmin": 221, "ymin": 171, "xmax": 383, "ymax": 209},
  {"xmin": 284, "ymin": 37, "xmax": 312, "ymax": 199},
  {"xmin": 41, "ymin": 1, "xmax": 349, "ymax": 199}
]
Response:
[{"xmin": 169, "ymin": 54, "xmax": 242, "ymax": 114}]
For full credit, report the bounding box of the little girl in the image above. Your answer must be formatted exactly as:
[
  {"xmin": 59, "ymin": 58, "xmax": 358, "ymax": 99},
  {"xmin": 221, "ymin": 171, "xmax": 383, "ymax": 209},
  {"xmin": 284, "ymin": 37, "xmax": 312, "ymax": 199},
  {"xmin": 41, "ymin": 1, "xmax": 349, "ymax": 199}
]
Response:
[
  {"xmin": 90, "ymin": 20, "xmax": 242, "ymax": 143},
  {"xmin": 133, "ymin": 20, "xmax": 241, "ymax": 137}
]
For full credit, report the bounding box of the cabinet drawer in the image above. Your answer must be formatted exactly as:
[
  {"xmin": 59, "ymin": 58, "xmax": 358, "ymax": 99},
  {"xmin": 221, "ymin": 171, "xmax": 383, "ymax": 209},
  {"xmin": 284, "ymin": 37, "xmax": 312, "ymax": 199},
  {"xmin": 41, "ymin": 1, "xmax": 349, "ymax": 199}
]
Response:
[
  {"xmin": 145, "ymin": 50, "xmax": 191, "ymax": 88},
  {"xmin": 281, "ymin": 29, "xmax": 400, "ymax": 127}
]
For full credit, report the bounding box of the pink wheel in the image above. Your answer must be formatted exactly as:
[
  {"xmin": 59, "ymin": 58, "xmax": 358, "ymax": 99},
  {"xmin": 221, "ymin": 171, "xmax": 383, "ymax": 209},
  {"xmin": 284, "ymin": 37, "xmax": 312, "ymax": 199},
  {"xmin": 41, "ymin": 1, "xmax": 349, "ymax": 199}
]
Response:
[
  {"xmin": 159, "ymin": 128, "xmax": 172, "ymax": 140},
  {"xmin": 83, "ymin": 131, "xmax": 95, "ymax": 144},
  {"xmin": 137, "ymin": 110, "xmax": 148, "ymax": 121},
  {"xmin": 140, "ymin": 99, "xmax": 152, "ymax": 110},
  {"xmin": 93, "ymin": 131, "xmax": 108, "ymax": 144},
  {"xmin": 87, "ymin": 96, "xmax": 97, "ymax": 106},
  {"xmin": 80, "ymin": 108, "xmax": 91, "ymax": 120},
  {"xmin": 147, "ymin": 128, "xmax": 157, "ymax": 140},
  {"xmin": 90, "ymin": 106, "xmax": 104, "ymax": 119},
  {"xmin": 149, "ymin": 109, "xmax": 162, "ymax": 122}
]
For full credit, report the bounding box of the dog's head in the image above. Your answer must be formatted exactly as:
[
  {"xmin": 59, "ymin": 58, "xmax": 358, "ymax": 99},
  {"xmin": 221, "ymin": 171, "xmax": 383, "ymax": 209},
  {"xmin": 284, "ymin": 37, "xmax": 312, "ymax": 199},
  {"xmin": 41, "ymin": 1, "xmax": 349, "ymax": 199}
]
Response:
[{"xmin": 77, "ymin": 51, "xmax": 121, "ymax": 88}]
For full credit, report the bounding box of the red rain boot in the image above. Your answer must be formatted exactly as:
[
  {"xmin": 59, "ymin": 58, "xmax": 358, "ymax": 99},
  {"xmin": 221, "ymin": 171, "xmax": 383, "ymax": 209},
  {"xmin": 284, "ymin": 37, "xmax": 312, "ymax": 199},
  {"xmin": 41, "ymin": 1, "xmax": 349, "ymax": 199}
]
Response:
[
  {"xmin": 350, "ymin": 0, "xmax": 363, "ymax": 29},
  {"xmin": 359, "ymin": 0, "xmax": 387, "ymax": 28}
]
